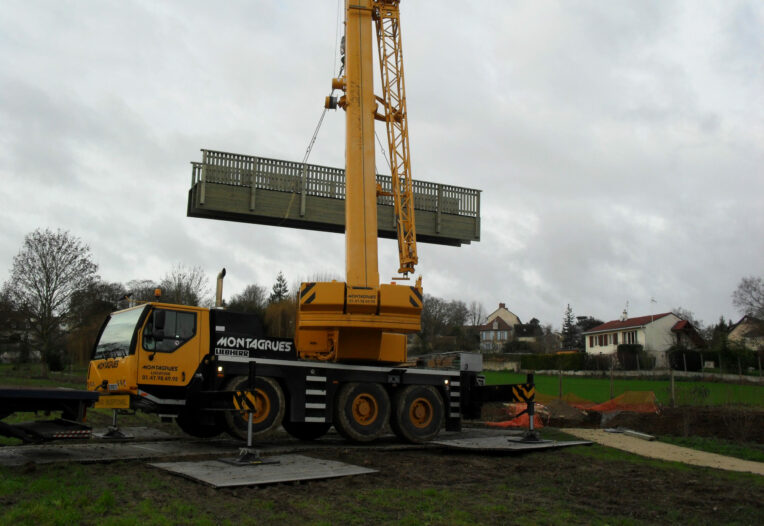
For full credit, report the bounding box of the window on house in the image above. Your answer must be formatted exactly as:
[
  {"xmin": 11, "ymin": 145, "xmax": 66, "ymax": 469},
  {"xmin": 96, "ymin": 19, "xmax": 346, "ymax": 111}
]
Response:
[{"xmin": 613, "ymin": 333, "xmax": 618, "ymax": 345}]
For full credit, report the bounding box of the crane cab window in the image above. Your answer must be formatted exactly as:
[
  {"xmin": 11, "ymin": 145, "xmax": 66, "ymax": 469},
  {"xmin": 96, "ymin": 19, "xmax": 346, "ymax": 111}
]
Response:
[{"xmin": 143, "ymin": 309, "xmax": 196, "ymax": 353}]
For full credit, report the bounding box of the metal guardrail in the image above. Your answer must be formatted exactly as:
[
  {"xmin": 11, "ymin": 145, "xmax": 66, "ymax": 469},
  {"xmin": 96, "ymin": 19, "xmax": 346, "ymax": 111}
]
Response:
[{"xmin": 191, "ymin": 149, "xmax": 480, "ymax": 218}]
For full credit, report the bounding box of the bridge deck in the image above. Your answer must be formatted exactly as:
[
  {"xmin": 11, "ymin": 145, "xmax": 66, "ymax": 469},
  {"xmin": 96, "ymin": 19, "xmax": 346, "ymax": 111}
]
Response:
[{"xmin": 187, "ymin": 150, "xmax": 480, "ymax": 246}]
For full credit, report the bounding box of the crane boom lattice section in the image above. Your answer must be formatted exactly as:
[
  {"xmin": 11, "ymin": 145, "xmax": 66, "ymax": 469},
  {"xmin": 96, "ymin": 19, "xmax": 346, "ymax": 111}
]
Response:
[{"xmin": 375, "ymin": 1, "xmax": 417, "ymax": 276}]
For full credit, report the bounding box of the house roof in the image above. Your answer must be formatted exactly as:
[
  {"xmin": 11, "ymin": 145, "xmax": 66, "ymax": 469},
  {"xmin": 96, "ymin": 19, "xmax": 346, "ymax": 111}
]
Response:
[
  {"xmin": 730, "ymin": 315, "xmax": 764, "ymax": 338},
  {"xmin": 583, "ymin": 313, "xmax": 673, "ymax": 334},
  {"xmin": 479, "ymin": 317, "xmax": 513, "ymax": 332},
  {"xmin": 671, "ymin": 319, "xmax": 707, "ymax": 347}
]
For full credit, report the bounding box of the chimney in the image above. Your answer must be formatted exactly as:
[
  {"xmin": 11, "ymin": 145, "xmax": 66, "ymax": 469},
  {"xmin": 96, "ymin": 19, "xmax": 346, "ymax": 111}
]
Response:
[{"xmin": 499, "ymin": 302, "xmax": 506, "ymax": 309}]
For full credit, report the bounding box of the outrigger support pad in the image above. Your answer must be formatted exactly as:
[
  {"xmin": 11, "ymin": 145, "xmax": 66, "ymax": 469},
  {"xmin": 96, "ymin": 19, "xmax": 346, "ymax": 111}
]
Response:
[
  {"xmin": 94, "ymin": 410, "xmax": 134, "ymax": 440},
  {"xmin": 219, "ymin": 448, "xmax": 281, "ymax": 467}
]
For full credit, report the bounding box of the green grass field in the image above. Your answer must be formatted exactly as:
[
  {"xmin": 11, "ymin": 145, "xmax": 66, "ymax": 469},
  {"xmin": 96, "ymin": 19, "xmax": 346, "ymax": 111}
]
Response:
[
  {"xmin": 483, "ymin": 371, "xmax": 764, "ymax": 407},
  {"xmin": 657, "ymin": 435, "xmax": 764, "ymax": 462}
]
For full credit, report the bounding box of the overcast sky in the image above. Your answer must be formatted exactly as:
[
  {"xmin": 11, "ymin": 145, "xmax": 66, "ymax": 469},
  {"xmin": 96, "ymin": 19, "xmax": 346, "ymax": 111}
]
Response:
[{"xmin": 1, "ymin": 0, "xmax": 761, "ymax": 329}]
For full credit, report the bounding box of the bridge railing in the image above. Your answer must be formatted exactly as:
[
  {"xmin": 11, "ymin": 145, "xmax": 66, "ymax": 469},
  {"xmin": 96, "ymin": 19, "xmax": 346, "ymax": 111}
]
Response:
[{"xmin": 191, "ymin": 149, "xmax": 480, "ymax": 218}]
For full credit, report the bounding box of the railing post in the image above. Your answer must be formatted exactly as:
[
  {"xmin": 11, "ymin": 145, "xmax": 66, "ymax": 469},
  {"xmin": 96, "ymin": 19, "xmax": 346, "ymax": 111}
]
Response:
[
  {"xmin": 250, "ymin": 158, "xmax": 259, "ymax": 211},
  {"xmin": 436, "ymin": 184, "xmax": 442, "ymax": 234},
  {"xmin": 474, "ymin": 191, "xmax": 481, "ymax": 238},
  {"xmin": 300, "ymin": 163, "xmax": 308, "ymax": 217},
  {"xmin": 200, "ymin": 150, "xmax": 207, "ymax": 205}
]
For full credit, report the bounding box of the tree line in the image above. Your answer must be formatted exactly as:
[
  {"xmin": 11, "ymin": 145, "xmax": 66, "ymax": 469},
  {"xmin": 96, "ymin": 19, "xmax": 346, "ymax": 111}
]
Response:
[
  {"xmin": 3, "ymin": 228, "xmax": 761, "ymax": 372},
  {"xmin": 0, "ymin": 229, "xmax": 298, "ymax": 372}
]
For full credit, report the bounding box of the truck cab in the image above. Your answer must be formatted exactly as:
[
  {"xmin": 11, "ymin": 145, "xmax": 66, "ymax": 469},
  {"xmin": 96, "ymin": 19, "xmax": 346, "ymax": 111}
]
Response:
[{"xmin": 87, "ymin": 303, "xmax": 210, "ymax": 408}]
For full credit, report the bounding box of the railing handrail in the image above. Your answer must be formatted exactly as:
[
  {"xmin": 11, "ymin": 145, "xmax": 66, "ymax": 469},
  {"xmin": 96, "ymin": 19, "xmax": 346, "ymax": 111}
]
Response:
[{"xmin": 191, "ymin": 149, "xmax": 480, "ymax": 217}]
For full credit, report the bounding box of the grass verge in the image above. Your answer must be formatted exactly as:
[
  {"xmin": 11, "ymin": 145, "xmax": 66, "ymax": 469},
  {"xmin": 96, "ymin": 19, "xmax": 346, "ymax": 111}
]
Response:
[
  {"xmin": 658, "ymin": 435, "xmax": 764, "ymax": 463},
  {"xmin": 483, "ymin": 370, "xmax": 764, "ymax": 407}
]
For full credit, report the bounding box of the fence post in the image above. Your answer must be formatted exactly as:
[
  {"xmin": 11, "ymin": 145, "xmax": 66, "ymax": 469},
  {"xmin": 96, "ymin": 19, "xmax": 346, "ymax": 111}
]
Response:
[
  {"xmin": 609, "ymin": 363, "xmax": 614, "ymax": 400},
  {"xmin": 558, "ymin": 370, "xmax": 563, "ymax": 399},
  {"xmin": 670, "ymin": 368, "xmax": 676, "ymax": 408}
]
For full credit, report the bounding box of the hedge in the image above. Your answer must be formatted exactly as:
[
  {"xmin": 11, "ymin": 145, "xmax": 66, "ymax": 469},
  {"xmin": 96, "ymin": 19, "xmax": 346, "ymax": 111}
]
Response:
[{"xmin": 520, "ymin": 353, "xmax": 586, "ymax": 371}]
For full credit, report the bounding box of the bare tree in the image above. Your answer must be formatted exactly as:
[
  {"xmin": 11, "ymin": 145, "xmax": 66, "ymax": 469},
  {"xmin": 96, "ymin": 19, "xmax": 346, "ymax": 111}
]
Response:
[
  {"xmin": 159, "ymin": 264, "xmax": 210, "ymax": 306},
  {"xmin": 467, "ymin": 301, "xmax": 484, "ymax": 327},
  {"xmin": 228, "ymin": 284, "xmax": 268, "ymax": 315},
  {"xmin": 4, "ymin": 229, "xmax": 98, "ymax": 372},
  {"xmin": 732, "ymin": 276, "xmax": 764, "ymax": 318},
  {"xmin": 67, "ymin": 280, "xmax": 126, "ymax": 364},
  {"xmin": 539, "ymin": 324, "xmax": 561, "ymax": 354},
  {"xmin": 265, "ymin": 298, "xmax": 296, "ymax": 338},
  {"xmin": 671, "ymin": 306, "xmax": 703, "ymax": 329},
  {"xmin": 125, "ymin": 279, "xmax": 160, "ymax": 303}
]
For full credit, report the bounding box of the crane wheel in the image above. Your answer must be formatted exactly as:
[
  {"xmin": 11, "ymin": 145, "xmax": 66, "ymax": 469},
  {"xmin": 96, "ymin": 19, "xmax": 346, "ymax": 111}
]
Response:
[
  {"xmin": 176, "ymin": 409, "xmax": 224, "ymax": 438},
  {"xmin": 282, "ymin": 420, "xmax": 332, "ymax": 441},
  {"xmin": 391, "ymin": 385, "xmax": 444, "ymax": 444},
  {"xmin": 333, "ymin": 382, "xmax": 390, "ymax": 443},
  {"xmin": 223, "ymin": 376, "xmax": 285, "ymax": 441}
]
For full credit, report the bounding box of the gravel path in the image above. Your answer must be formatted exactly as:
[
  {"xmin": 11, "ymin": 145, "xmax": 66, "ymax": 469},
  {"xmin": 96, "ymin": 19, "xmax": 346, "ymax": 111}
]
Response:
[{"xmin": 565, "ymin": 428, "xmax": 764, "ymax": 476}]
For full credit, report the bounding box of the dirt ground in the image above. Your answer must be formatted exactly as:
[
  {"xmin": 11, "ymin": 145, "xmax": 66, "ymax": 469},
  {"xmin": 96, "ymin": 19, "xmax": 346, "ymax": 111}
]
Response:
[
  {"xmin": 117, "ymin": 442, "xmax": 761, "ymax": 524},
  {"xmin": 3, "ymin": 408, "xmax": 763, "ymax": 524}
]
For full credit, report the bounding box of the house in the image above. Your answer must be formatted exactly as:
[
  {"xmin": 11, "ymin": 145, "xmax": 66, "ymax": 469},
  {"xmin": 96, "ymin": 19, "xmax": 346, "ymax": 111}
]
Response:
[
  {"xmin": 479, "ymin": 303, "xmax": 521, "ymax": 352},
  {"xmin": 728, "ymin": 315, "xmax": 764, "ymax": 351},
  {"xmin": 583, "ymin": 312, "xmax": 705, "ymax": 367}
]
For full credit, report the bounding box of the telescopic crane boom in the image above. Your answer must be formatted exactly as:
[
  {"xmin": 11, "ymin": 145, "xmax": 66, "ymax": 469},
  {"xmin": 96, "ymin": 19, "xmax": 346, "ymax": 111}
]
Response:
[{"xmin": 295, "ymin": 0, "xmax": 421, "ymax": 363}]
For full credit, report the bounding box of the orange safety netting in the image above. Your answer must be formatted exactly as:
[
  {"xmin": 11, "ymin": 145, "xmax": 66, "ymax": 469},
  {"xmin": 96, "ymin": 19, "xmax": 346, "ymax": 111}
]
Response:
[
  {"xmin": 486, "ymin": 403, "xmax": 545, "ymax": 429},
  {"xmin": 587, "ymin": 391, "xmax": 659, "ymax": 414},
  {"xmin": 535, "ymin": 392, "xmax": 599, "ymax": 410},
  {"xmin": 486, "ymin": 391, "xmax": 659, "ymax": 428}
]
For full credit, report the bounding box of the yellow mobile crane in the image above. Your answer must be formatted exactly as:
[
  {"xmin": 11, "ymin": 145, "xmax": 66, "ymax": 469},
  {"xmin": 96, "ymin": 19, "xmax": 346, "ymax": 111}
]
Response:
[{"xmin": 84, "ymin": 1, "xmax": 536, "ymax": 445}]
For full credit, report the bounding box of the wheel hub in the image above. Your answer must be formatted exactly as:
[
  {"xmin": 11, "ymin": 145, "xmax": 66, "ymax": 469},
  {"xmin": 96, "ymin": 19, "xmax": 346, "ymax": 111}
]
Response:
[
  {"xmin": 351, "ymin": 394, "xmax": 378, "ymax": 425},
  {"xmin": 409, "ymin": 397, "xmax": 433, "ymax": 428},
  {"xmin": 235, "ymin": 388, "xmax": 270, "ymax": 424}
]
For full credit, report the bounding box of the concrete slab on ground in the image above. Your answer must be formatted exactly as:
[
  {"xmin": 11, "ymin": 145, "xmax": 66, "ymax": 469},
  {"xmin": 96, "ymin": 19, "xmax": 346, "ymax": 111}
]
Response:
[
  {"xmin": 91, "ymin": 426, "xmax": 176, "ymax": 441},
  {"xmin": 150, "ymin": 454, "xmax": 377, "ymax": 488},
  {"xmin": 0, "ymin": 439, "xmax": 238, "ymax": 467},
  {"xmin": 433, "ymin": 435, "xmax": 592, "ymax": 452},
  {"xmin": 0, "ymin": 428, "xmax": 546, "ymax": 467}
]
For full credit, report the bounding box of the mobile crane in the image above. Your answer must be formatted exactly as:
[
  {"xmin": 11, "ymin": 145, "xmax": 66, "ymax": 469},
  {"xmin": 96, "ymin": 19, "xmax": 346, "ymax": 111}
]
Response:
[{"xmin": 85, "ymin": 0, "xmax": 537, "ymax": 444}]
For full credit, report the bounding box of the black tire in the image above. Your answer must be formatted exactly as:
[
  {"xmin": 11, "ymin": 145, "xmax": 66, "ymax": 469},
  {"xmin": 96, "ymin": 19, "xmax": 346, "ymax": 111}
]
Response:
[
  {"xmin": 282, "ymin": 420, "xmax": 332, "ymax": 441},
  {"xmin": 333, "ymin": 382, "xmax": 390, "ymax": 443},
  {"xmin": 176, "ymin": 410, "xmax": 224, "ymax": 438},
  {"xmin": 391, "ymin": 385, "xmax": 444, "ymax": 444},
  {"xmin": 223, "ymin": 376, "xmax": 285, "ymax": 441}
]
